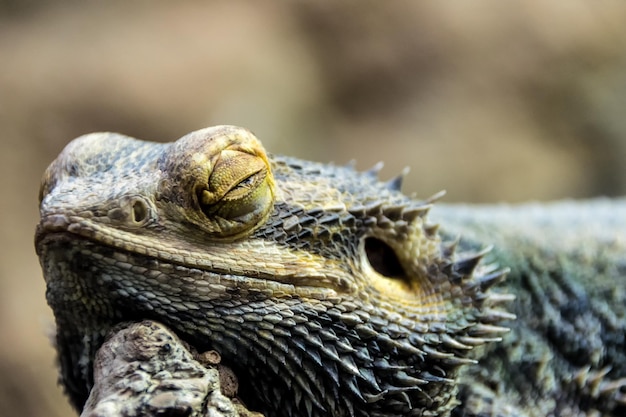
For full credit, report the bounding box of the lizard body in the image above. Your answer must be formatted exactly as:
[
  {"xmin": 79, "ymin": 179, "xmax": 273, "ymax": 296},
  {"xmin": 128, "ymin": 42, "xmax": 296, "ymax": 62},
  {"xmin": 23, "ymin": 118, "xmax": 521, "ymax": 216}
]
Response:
[{"xmin": 36, "ymin": 126, "xmax": 626, "ymax": 416}]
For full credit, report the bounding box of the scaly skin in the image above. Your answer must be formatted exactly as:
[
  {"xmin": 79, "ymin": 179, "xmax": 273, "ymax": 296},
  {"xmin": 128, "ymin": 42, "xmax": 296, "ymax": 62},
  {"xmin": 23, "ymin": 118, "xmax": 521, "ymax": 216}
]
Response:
[
  {"xmin": 35, "ymin": 126, "xmax": 626, "ymax": 417},
  {"xmin": 436, "ymin": 201, "xmax": 626, "ymax": 416}
]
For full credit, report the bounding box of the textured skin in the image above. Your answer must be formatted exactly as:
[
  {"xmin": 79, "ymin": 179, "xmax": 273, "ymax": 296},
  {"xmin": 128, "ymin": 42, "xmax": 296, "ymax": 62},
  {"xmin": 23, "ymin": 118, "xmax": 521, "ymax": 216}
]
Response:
[
  {"xmin": 436, "ymin": 201, "xmax": 626, "ymax": 416},
  {"xmin": 36, "ymin": 126, "xmax": 626, "ymax": 417}
]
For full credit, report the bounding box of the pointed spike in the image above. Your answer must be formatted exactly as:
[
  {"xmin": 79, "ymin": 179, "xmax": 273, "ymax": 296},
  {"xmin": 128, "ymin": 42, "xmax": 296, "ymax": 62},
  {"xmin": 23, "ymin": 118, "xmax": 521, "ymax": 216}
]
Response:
[
  {"xmin": 441, "ymin": 334, "xmax": 472, "ymax": 350},
  {"xmin": 319, "ymin": 327, "xmax": 338, "ymax": 342},
  {"xmin": 476, "ymin": 268, "xmax": 510, "ymax": 291},
  {"xmin": 457, "ymin": 336, "xmax": 497, "ymax": 346},
  {"xmin": 358, "ymin": 367, "xmax": 383, "ymax": 392},
  {"xmin": 468, "ymin": 323, "xmax": 510, "ymax": 337},
  {"xmin": 573, "ymin": 366, "xmax": 591, "ymax": 388},
  {"xmin": 402, "ymin": 204, "xmax": 432, "ymax": 223},
  {"xmin": 454, "ymin": 255, "xmax": 483, "ymax": 276},
  {"xmin": 441, "ymin": 261, "xmax": 455, "ymax": 277},
  {"xmin": 393, "ymin": 371, "xmax": 429, "ymax": 386},
  {"xmin": 423, "ymin": 223, "xmax": 440, "ymax": 237},
  {"xmin": 373, "ymin": 358, "xmax": 412, "ymax": 372},
  {"xmin": 354, "ymin": 346, "xmax": 373, "ymax": 363},
  {"xmin": 422, "ymin": 344, "xmax": 453, "ymax": 359},
  {"xmin": 476, "ymin": 245, "xmax": 494, "ymax": 257},
  {"xmin": 455, "ymin": 246, "xmax": 493, "ymax": 276},
  {"xmin": 305, "ymin": 346, "xmax": 323, "ymax": 367},
  {"xmin": 480, "ymin": 308, "xmax": 517, "ymax": 323},
  {"xmin": 441, "ymin": 236, "xmax": 460, "ymax": 258},
  {"xmin": 304, "ymin": 333, "xmax": 324, "ymax": 349},
  {"xmin": 386, "ymin": 175, "xmax": 403, "ymax": 192},
  {"xmin": 385, "ymin": 167, "xmax": 410, "ymax": 191},
  {"xmin": 320, "ymin": 344, "xmax": 360, "ymax": 378},
  {"xmin": 419, "ymin": 371, "xmax": 454, "ymax": 384},
  {"xmin": 342, "ymin": 375, "xmax": 366, "ymax": 402},
  {"xmin": 338, "ymin": 353, "xmax": 362, "ymax": 378},
  {"xmin": 485, "ymin": 292, "xmax": 516, "ymax": 305},
  {"xmin": 355, "ymin": 324, "xmax": 378, "ymax": 339},
  {"xmin": 478, "ymin": 262, "xmax": 502, "ymax": 275},
  {"xmin": 392, "ymin": 339, "xmax": 426, "ymax": 358},
  {"xmin": 381, "ymin": 204, "xmax": 404, "ymax": 221},
  {"xmin": 335, "ymin": 339, "xmax": 356, "ymax": 354},
  {"xmin": 425, "ymin": 189, "xmax": 447, "ymax": 203},
  {"xmin": 382, "ymin": 385, "xmax": 424, "ymax": 395},
  {"xmin": 441, "ymin": 356, "xmax": 478, "ymax": 366},
  {"xmin": 365, "ymin": 161, "xmax": 384, "ymax": 178},
  {"xmin": 588, "ymin": 366, "xmax": 612, "ymax": 387},
  {"xmin": 364, "ymin": 201, "xmax": 385, "ymax": 216}
]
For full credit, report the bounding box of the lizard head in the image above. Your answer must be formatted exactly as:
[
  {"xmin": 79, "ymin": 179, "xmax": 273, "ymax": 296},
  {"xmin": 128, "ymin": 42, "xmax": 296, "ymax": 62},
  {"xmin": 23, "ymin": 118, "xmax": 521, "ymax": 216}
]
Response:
[{"xmin": 36, "ymin": 126, "xmax": 512, "ymax": 417}]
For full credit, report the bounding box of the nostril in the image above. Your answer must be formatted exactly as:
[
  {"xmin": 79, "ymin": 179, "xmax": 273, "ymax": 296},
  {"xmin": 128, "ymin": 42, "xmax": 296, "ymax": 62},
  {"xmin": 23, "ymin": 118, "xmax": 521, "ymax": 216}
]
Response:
[
  {"xmin": 363, "ymin": 237, "xmax": 407, "ymax": 280},
  {"xmin": 107, "ymin": 197, "xmax": 153, "ymax": 226},
  {"xmin": 131, "ymin": 199, "xmax": 149, "ymax": 224}
]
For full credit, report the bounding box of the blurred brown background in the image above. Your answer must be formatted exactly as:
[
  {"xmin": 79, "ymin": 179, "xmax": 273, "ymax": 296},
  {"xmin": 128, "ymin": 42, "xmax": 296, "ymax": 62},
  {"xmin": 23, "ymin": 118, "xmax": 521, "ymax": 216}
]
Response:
[{"xmin": 1, "ymin": 1, "xmax": 626, "ymax": 415}]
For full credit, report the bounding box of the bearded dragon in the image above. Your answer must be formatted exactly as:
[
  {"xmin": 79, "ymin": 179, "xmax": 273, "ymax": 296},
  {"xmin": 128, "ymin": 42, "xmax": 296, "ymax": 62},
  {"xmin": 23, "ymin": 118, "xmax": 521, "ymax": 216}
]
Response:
[{"xmin": 36, "ymin": 126, "xmax": 626, "ymax": 416}]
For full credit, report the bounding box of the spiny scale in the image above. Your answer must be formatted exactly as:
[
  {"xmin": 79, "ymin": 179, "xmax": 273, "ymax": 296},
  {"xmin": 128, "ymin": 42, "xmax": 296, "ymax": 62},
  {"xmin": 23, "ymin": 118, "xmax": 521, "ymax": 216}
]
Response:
[
  {"xmin": 385, "ymin": 167, "xmax": 410, "ymax": 191},
  {"xmin": 364, "ymin": 161, "xmax": 385, "ymax": 178}
]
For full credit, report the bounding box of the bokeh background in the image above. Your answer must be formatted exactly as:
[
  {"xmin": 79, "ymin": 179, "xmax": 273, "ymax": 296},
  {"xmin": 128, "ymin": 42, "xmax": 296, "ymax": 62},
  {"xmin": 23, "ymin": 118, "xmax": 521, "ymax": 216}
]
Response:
[{"xmin": 2, "ymin": 1, "xmax": 626, "ymax": 415}]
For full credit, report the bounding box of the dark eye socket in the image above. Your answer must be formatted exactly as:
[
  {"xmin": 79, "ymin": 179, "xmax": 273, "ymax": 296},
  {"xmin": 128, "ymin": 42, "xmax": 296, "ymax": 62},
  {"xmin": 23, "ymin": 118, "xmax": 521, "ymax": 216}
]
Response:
[{"xmin": 363, "ymin": 237, "xmax": 407, "ymax": 280}]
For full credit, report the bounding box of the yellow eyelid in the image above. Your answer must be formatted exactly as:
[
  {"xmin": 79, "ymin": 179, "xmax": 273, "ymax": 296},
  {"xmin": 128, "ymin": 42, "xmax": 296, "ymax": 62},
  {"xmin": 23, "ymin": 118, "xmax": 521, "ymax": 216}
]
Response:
[{"xmin": 157, "ymin": 125, "xmax": 277, "ymax": 239}]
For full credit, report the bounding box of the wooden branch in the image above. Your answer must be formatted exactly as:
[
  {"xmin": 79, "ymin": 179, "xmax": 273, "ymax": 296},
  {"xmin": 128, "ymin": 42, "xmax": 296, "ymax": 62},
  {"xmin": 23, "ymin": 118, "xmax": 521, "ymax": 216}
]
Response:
[{"xmin": 81, "ymin": 320, "xmax": 263, "ymax": 417}]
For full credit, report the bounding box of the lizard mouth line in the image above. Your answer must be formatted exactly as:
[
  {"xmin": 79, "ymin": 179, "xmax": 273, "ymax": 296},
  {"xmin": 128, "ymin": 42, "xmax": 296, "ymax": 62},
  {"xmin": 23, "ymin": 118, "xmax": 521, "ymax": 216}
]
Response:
[{"xmin": 36, "ymin": 214, "xmax": 352, "ymax": 295}]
